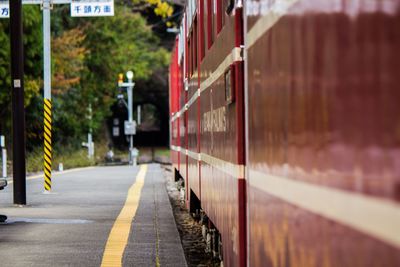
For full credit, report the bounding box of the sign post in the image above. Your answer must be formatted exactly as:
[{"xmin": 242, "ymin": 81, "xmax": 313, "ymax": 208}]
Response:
[
  {"xmin": 119, "ymin": 71, "xmax": 137, "ymax": 165},
  {"xmin": 2, "ymin": 0, "xmax": 115, "ymax": 197},
  {"xmin": 42, "ymin": 0, "xmax": 53, "ymax": 192},
  {"xmin": 126, "ymin": 71, "xmax": 135, "ymax": 165}
]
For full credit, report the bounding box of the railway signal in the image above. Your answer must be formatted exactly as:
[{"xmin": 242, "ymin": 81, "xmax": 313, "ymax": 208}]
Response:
[{"xmin": 117, "ymin": 71, "xmax": 137, "ymax": 166}]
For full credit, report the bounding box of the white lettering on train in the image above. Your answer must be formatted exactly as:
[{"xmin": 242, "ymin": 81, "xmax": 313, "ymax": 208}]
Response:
[
  {"xmin": 179, "ymin": 124, "xmax": 185, "ymax": 137},
  {"xmin": 202, "ymin": 106, "xmax": 227, "ymax": 133},
  {"xmin": 246, "ymin": 0, "xmax": 293, "ymax": 16},
  {"xmin": 188, "ymin": 120, "xmax": 197, "ymax": 135}
]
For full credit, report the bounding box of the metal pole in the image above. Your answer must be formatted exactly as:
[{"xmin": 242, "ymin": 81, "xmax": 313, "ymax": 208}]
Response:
[
  {"xmin": 88, "ymin": 104, "xmax": 94, "ymax": 158},
  {"xmin": 2, "ymin": 149, "xmax": 6, "ymax": 178},
  {"xmin": 88, "ymin": 132, "xmax": 94, "ymax": 158},
  {"xmin": 0, "ymin": 136, "xmax": 5, "ymax": 178},
  {"xmin": 43, "ymin": 2, "xmax": 51, "ymax": 100},
  {"xmin": 42, "ymin": 0, "xmax": 53, "ymax": 192},
  {"xmin": 137, "ymin": 105, "xmax": 141, "ymax": 125},
  {"xmin": 127, "ymin": 78, "xmax": 133, "ymax": 165},
  {"xmin": 10, "ymin": 0, "xmax": 27, "ymax": 205}
]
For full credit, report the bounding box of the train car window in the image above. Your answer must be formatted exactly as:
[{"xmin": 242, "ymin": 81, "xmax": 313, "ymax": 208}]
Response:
[
  {"xmin": 188, "ymin": 38, "xmax": 192, "ymax": 77},
  {"xmin": 225, "ymin": 65, "xmax": 235, "ymax": 104},
  {"xmin": 193, "ymin": 18, "xmax": 198, "ymax": 73},
  {"xmin": 184, "ymin": 18, "xmax": 188, "ymax": 79},
  {"xmin": 204, "ymin": 1, "xmax": 208, "ymax": 51},
  {"xmin": 221, "ymin": 0, "xmax": 226, "ymax": 27},
  {"xmin": 207, "ymin": 0, "xmax": 214, "ymax": 48},
  {"xmin": 200, "ymin": 0, "xmax": 205, "ymax": 60},
  {"xmin": 225, "ymin": 0, "xmax": 234, "ymax": 14},
  {"xmin": 216, "ymin": 0, "xmax": 223, "ymax": 33},
  {"xmin": 191, "ymin": 30, "xmax": 194, "ymax": 76}
]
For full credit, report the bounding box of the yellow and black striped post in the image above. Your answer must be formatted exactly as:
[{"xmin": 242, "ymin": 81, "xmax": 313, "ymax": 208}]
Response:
[{"xmin": 43, "ymin": 98, "xmax": 52, "ymax": 191}]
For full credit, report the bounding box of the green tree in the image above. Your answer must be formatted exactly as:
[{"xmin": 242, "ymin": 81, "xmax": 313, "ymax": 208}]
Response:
[
  {"xmin": 0, "ymin": 5, "xmax": 42, "ymax": 148},
  {"xmin": 79, "ymin": 5, "xmax": 170, "ymax": 134},
  {"xmin": 48, "ymin": 4, "xmax": 170, "ymax": 148},
  {"xmin": 0, "ymin": 3, "xmax": 172, "ymax": 155}
]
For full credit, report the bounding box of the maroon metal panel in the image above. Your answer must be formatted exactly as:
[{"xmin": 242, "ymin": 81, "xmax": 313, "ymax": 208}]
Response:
[
  {"xmin": 188, "ymin": 100, "xmax": 200, "ymax": 198},
  {"xmin": 169, "ymin": 40, "xmax": 180, "ymax": 172},
  {"xmin": 197, "ymin": 0, "xmax": 204, "ymax": 200},
  {"xmin": 176, "ymin": 117, "xmax": 180, "ymax": 171},
  {"xmin": 173, "ymin": 117, "xmax": 180, "ymax": 172},
  {"xmin": 200, "ymin": 165, "xmax": 241, "ymax": 266},
  {"xmin": 176, "ymin": 12, "xmax": 188, "ymax": 203},
  {"xmin": 180, "ymin": 108, "xmax": 188, "ymax": 201},
  {"xmin": 246, "ymin": 1, "xmax": 400, "ymax": 266},
  {"xmin": 235, "ymin": 7, "xmax": 246, "ymax": 267},
  {"xmin": 199, "ymin": 4, "xmax": 245, "ymax": 266},
  {"xmin": 248, "ymin": 188, "xmax": 400, "ymax": 267},
  {"xmin": 186, "ymin": 6, "xmax": 201, "ymax": 203},
  {"xmin": 171, "ymin": 119, "xmax": 177, "ymax": 169}
]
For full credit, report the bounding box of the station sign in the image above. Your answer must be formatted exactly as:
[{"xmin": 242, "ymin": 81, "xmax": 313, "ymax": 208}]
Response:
[
  {"xmin": 124, "ymin": 121, "xmax": 136, "ymax": 136},
  {"xmin": 0, "ymin": 1, "xmax": 9, "ymax": 18},
  {"xmin": 0, "ymin": 0, "xmax": 114, "ymax": 19},
  {"xmin": 71, "ymin": 0, "xmax": 114, "ymax": 17}
]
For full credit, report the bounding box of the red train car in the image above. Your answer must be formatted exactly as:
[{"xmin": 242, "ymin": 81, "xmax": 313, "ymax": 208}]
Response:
[
  {"xmin": 169, "ymin": 38, "xmax": 179, "ymax": 173},
  {"xmin": 170, "ymin": 21, "xmax": 186, "ymax": 181},
  {"xmin": 170, "ymin": 1, "xmax": 400, "ymax": 266}
]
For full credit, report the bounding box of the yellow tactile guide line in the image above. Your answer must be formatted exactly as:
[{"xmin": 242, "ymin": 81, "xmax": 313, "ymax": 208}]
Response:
[{"xmin": 101, "ymin": 164, "xmax": 148, "ymax": 267}]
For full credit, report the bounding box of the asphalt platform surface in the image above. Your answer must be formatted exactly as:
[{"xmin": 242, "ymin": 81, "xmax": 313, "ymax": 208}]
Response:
[{"xmin": 0, "ymin": 164, "xmax": 187, "ymax": 267}]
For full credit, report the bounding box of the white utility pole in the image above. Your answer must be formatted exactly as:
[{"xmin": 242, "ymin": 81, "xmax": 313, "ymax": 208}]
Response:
[
  {"xmin": 42, "ymin": 0, "xmax": 54, "ymax": 192},
  {"xmin": 126, "ymin": 71, "xmax": 134, "ymax": 165},
  {"xmin": 42, "ymin": 0, "xmax": 51, "ymax": 100},
  {"xmin": 88, "ymin": 103, "xmax": 94, "ymax": 158},
  {"xmin": 119, "ymin": 71, "xmax": 137, "ymax": 165}
]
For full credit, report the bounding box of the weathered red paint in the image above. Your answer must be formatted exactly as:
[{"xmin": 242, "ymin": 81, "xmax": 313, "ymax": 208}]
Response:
[
  {"xmin": 198, "ymin": 2, "xmax": 246, "ymax": 266},
  {"xmin": 197, "ymin": 0, "xmax": 203, "ymax": 201},
  {"xmin": 186, "ymin": 5, "xmax": 200, "ymax": 206},
  {"xmin": 246, "ymin": 0, "xmax": 400, "ymax": 266},
  {"xmin": 169, "ymin": 39, "xmax": 180, "ymax": 173},
  {"xmin": 248, "ymin": 187, "xmax": 400, "ymax": 267}
]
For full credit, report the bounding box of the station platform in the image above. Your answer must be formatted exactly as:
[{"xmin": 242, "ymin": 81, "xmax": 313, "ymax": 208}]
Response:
[{"xmin": 0, "ymin": 164, "xmax": 187, "ymax": 267}]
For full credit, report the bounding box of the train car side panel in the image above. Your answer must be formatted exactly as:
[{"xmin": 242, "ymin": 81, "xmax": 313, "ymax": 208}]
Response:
[
  {"xmin": 246, "ymin": 1, "xmax": 400, "ymax": 266},
  {"xmin": 199, "ymin": 2, "xmax": 246, "ymax": 266}
]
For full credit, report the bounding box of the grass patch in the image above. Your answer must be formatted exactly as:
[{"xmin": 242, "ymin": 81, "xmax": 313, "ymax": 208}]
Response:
[
  {"xmin": 26, "ymin": 142, "xmax": 110, "ymax": 173},
  {"xmin": 155, "ymin": 147, "xmax": 170, "ymax": 158},
  {"xmin": 23, "ymin": 145, "xmax": 170, "ymax": 174},
  {"xmin": 26, "ymin": 148, "xmax": 95, "ymax": 173},
  {"xmin": 54, "ymin": 150, "xmax": 95, "ymax": 170},
  {"xmin": 134, "ymin": 147, "xmax": 170, "ymax": 158}
]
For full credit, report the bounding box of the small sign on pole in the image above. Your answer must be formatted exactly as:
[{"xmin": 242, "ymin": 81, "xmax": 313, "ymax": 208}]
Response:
[
  {"xmin": 124, "ymin": 121, "xmax": 136, "ymax": 136},
  {"xmin": 71, "ymin": 0, "xmax": 114, "ymax": 17},
  {"xmin": 0, "ymin": 2, "xmax": 9, "ymax": 18},
  {"xmin": 113, "ymin": 127, "xmax": 120, "ymax": 137}
]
